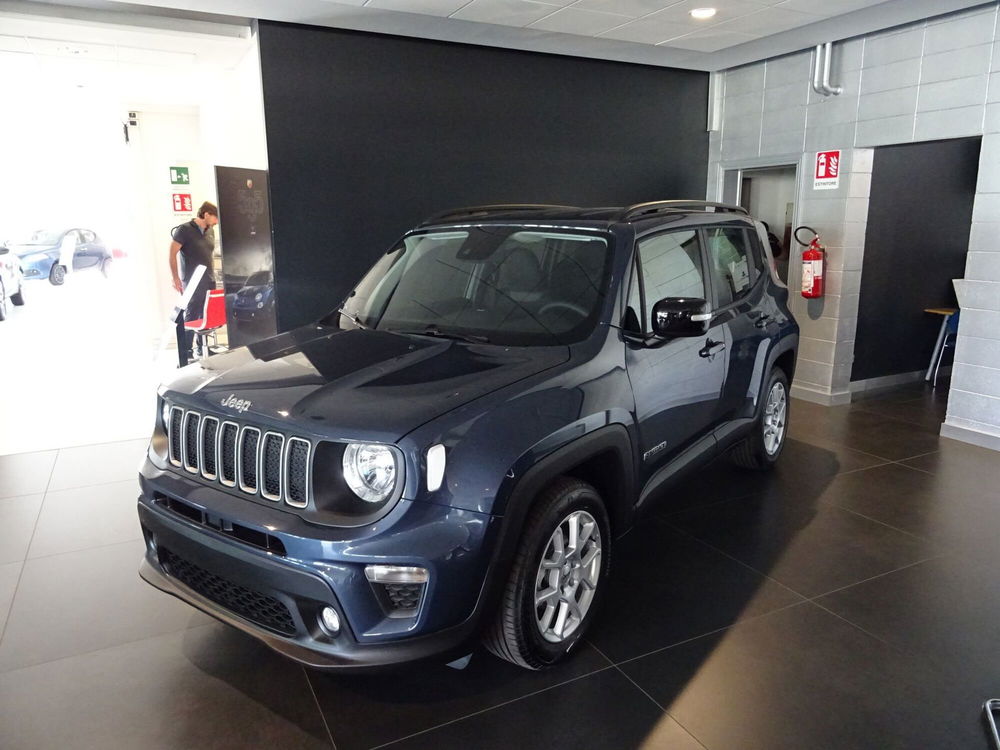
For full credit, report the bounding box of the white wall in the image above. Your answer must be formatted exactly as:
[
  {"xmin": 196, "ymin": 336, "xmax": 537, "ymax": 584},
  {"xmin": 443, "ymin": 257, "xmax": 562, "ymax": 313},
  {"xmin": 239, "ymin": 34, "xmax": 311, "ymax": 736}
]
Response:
[{"xmin": 708, "ymin": 4, "xmax": 1000, "ymax": 452}]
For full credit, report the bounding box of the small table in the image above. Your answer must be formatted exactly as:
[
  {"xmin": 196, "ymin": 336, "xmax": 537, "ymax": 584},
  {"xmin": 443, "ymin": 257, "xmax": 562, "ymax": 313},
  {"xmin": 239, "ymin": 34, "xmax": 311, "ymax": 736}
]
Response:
[{"xmin": 924, "ymin": 307, "xmax": 958, "ymax": 382}]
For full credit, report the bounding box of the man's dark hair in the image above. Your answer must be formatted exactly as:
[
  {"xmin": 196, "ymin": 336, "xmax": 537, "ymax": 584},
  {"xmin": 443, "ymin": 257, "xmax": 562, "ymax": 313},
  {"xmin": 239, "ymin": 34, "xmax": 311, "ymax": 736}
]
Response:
[{"xmin": 197, "ymin": 201, "xmax": 218, "ymax": 218}]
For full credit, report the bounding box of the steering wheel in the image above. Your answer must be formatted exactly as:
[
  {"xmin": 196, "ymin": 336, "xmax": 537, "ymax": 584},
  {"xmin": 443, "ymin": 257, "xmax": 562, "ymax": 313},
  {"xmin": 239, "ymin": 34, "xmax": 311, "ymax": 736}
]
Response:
[{"xmin": 538, "ymin": 301, "xmax": 589, "ymax": 320}]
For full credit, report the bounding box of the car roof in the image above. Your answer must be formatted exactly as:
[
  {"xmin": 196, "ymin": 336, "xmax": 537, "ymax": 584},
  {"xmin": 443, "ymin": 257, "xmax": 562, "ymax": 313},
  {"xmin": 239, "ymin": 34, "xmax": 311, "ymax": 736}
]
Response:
[{"xmin": 417, "ymin": 201, "xmax": 753, "ymax": 230}]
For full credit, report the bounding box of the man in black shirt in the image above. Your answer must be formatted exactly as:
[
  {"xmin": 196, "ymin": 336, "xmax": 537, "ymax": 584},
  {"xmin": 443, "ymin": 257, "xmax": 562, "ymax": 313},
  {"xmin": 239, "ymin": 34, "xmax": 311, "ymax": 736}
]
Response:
[{"xmin": 169, "ymin": 201, "xmax": 219, "ymax": 363}]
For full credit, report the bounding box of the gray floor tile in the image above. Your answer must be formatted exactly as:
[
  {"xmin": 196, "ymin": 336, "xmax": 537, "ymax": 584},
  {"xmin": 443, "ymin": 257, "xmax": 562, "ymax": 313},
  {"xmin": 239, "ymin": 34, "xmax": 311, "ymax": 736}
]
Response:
[
  {"xmin": 47, "ymin": 439, "xmax": 149, "ymax": 492},
  {"xmin": 28, "ymin": 479, "xmax": 141, "ymax": 559},
  {"xmin": 621, "ymin": 603, "xmax": 981, "ymax": 750},
  {"xmin": 0, "ymin": 623, "xmax": 331, "ymax": 749},
  {"xmin": 0, "ymin": 451, "xmax": 57, "ymax": 498},
  {"xmin": 0, "ymin": 539, "xmax": 210, "ymax": 672},
  {"xmin": 383, "ymin": 668, "xmax": 703, "ymax": 750},
  {"xmin": 0, "ymin": 495, "xmax": 44, "ymax": 565},
  {"xmin": 0, "ymin": 561, "xmax": 21, "ymax": 637}
]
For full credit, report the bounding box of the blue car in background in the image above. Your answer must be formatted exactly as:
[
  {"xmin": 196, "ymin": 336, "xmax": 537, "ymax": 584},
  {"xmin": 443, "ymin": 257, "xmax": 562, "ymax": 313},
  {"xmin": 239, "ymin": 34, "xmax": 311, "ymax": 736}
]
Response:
[
  {"xmin": 231, "ymin": 271, "xmax": 274, "ymax": 323},
  {"xmin": 11, "ymin": 228, "xmax": 114, "ymax": 285}
]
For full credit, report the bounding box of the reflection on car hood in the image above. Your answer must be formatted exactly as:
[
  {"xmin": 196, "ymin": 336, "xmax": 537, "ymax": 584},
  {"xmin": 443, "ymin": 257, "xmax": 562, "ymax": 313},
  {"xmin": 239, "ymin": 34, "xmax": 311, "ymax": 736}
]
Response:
[{"xmin": 163, "ymin": 325, "xmax": 569, "ymax": 441}]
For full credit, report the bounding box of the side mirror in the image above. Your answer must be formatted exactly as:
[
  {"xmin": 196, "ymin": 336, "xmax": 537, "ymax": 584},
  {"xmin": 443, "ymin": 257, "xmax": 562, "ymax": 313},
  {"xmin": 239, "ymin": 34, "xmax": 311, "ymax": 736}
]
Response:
[{"xmin": 652, "ymin": 297, "xmax": 711, "ymax": 338}]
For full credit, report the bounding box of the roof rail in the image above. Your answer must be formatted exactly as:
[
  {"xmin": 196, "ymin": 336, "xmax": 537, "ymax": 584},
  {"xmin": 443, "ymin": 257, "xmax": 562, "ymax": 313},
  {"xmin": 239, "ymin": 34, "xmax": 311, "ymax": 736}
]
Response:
[
  {"xmin": 420, "ymin": 204, "xmax": 580, "ymax": 226},
  {"xmin": 620, "ymin": 200, "xmax": 749, "ymax": 221}
]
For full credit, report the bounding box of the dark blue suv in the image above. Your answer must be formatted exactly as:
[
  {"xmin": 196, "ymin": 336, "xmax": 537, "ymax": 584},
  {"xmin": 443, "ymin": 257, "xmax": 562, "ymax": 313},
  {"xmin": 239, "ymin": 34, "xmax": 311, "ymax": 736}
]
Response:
[{"xmin": 137, "ymin": 201, "xmax": 798, "ymax": 671}]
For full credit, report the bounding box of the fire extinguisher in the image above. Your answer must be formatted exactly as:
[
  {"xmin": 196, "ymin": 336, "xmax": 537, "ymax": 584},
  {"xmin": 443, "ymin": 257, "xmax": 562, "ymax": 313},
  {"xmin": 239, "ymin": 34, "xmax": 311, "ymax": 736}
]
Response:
[{"xmin": 795, "ymin": 226, "xmax": 825, "ymax": 298}]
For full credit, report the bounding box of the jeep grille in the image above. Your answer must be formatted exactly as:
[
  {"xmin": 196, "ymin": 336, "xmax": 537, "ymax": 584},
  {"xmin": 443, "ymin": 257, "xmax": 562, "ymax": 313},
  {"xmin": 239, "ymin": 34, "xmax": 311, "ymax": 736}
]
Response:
[{"xmin": 164, "ymin": 405, "xmax": 311, "ymax": 508}]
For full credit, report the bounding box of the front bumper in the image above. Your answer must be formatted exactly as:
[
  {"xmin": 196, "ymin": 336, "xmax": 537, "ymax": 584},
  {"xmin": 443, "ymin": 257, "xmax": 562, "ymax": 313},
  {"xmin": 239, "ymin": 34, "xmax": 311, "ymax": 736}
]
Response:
[{"xmin": 137, "ymin": 461, "xmax": 501, "ymax": 670}]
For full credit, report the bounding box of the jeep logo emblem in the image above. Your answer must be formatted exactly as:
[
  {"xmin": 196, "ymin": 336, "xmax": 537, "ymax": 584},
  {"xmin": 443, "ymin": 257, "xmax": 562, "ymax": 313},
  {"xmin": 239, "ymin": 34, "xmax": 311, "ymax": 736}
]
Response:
[{"xmin": 221, "ymin": 394, "xmax": 252, "ymax": 413}]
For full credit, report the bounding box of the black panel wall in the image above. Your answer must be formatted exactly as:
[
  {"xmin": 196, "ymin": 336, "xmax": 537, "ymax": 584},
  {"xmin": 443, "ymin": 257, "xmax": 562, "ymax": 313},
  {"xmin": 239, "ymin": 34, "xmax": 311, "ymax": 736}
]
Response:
[
  {"xmin": 257, "ymin": 21, "xmax": 710, "ymax": 330},
  {"xmin": 852, "ymin": 137, "xmax": 980, "ymax": 383}
]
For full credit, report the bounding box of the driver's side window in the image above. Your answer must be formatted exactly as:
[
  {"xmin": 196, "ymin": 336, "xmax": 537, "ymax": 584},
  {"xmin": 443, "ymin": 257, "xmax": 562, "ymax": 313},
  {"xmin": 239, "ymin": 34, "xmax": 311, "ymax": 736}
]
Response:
[{"xmin": 628, "ymin": 230, "xmax": 705, "ymax": 333}]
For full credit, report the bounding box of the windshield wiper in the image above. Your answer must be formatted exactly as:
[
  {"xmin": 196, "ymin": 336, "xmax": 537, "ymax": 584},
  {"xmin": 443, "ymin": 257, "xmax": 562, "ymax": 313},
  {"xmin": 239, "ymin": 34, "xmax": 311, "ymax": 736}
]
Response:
[
  {"xmin": 394, "ymin": 325, "xmax": 490, "ymax": 344},
  {"xmin": 337, "ymin": 308, "xmax": 368, "ymax": 330}
]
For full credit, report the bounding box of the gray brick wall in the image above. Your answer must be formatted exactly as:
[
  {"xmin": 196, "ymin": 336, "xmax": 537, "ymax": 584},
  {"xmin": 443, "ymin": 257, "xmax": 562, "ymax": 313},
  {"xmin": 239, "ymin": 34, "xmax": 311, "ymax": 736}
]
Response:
[{"xmin": 709, "ymin": 4, "xmax": 1000, "ymax": 449}]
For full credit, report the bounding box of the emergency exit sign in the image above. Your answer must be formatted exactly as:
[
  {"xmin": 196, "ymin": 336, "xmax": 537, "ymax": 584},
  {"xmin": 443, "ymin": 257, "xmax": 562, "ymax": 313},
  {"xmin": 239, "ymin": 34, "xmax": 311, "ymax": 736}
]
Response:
[
  {"xmin": 170, "ymin": 166, "xmax": 190, "ymax": 185},
  {"xmin": 814, "ymin": 150, "xmax": 841, "ymax": 190}
]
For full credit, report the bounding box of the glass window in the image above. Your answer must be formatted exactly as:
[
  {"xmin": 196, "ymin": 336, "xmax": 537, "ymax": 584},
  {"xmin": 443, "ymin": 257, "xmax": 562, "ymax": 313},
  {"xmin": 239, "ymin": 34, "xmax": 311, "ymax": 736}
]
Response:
[
  {"xmin": 705, "ymin": 227, "xmax": 756, "ymax": 308},
  {"xmin": 330, "ymin": 227, "xmax": 612, "ymax": 346},
  {"xmin": 637, "ymin": 230, "xmax": 704, "ymax": 331}
]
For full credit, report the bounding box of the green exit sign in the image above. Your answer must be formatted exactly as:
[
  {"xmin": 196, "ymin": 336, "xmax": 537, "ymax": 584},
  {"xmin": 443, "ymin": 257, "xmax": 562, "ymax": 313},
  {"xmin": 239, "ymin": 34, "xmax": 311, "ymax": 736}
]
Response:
[{"xmin": 169, "ymin": 166, "xmax": 190, "ymax": 185}]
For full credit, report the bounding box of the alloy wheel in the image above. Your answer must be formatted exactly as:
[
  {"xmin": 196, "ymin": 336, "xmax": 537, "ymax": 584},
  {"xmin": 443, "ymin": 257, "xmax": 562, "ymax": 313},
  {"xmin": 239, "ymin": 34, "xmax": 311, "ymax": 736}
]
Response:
[
  {"xmin": 534, "ymin": 510, "xmax": 602, "ymax": 643},
  {"xmin": 763, "ymin": 380, "xmax": 787, "ymax": 456}
]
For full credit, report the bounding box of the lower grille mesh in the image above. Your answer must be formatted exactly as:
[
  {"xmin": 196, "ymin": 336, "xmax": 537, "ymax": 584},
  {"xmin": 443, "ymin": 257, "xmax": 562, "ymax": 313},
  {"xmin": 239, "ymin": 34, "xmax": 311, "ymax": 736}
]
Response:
[{"xmin": 159, "ymin": 547, "xmax": 296, "ymax": 636}]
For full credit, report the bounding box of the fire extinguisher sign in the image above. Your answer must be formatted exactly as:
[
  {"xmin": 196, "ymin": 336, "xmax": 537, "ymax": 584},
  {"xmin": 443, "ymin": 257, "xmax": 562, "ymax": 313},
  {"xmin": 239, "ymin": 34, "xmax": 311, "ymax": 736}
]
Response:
[{"xmin": 814, "ymin": 150, "xmax": 841, "ymax": 190}]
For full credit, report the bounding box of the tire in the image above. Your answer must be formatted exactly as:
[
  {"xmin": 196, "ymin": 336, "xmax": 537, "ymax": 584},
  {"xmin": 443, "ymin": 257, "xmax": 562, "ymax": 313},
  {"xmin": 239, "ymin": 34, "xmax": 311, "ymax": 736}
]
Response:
[
  {"xmin": 11, "ymin": 283, "xmax": 25, "ymax": 306},
  {"xmin": 730, "ymin": 367, "xmax": 790, "ymax": 471},
  {"xmin": 100, "ymin": 258, "xmax": 113, "ymax": 278},
  {"xmin": 484, "ymin": 477, "xmax": 610, "ymax": 670},
  {"xmin": 0, "ymin": 281, "xmax": 7, "ymax": 321},
  {"xmin": 49, "ymin": 264, "xmax": 66, "ymax": 286}
]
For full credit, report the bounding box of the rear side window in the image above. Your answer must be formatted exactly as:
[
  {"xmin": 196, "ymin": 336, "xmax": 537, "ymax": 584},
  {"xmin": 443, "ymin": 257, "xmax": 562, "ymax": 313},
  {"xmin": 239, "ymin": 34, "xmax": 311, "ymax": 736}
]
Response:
[
  {"xmin": 705, "ymin": 227, "xmax": 756, "ymax": 308},
  {"xmin": 631, "ymin": 230, "xmax": 705, "ymax": 332}
]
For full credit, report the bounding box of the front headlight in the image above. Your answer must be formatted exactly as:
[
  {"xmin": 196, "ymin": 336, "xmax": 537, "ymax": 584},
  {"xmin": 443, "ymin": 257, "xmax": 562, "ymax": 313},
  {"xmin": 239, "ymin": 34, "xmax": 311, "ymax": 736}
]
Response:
[{"xmin": 343, "ymin": 443, "xmax": 397, "ymax": 503}]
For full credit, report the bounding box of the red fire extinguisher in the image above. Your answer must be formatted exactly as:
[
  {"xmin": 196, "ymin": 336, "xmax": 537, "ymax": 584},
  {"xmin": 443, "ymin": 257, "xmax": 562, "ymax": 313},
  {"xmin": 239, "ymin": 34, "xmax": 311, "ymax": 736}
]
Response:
[{"xmin": 795, "ymin": 226, "xmax": 825, "ymax": 298}]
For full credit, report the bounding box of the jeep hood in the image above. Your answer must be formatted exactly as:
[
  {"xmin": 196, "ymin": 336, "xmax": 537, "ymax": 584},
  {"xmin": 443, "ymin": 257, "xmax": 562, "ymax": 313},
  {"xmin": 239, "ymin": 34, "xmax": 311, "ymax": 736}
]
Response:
[{"xmin": 163, "ymin": 325, "xmax": 569, "ymax": 441}]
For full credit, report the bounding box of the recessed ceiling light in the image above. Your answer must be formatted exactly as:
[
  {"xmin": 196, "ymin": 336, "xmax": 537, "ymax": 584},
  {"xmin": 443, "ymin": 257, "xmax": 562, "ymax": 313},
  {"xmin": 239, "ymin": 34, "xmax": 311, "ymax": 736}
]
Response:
[{"xmin": 690, "ymin": 7, "xmax": 717, "ymax": 20}]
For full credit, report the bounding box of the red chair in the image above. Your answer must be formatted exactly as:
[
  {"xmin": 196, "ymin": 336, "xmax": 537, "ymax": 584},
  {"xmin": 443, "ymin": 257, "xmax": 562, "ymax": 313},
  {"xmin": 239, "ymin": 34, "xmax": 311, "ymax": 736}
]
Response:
[{"xmin": 184, "ymin": 289, "xmax": 227, "ymax": 360}]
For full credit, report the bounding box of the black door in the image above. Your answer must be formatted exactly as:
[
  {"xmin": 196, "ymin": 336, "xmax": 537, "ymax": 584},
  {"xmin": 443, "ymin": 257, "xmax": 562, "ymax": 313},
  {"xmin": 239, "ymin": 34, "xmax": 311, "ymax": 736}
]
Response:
[
  {"xmin": 852, "ymin": 137, "xmax": 980, "ymax": 382},
  {"xmin": 624, "ymin": 228, "xmax": 727, "ymax": 486}
]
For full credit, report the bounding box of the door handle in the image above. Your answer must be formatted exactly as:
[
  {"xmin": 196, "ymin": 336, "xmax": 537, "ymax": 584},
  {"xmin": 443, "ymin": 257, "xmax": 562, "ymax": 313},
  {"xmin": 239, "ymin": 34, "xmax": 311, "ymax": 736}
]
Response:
[{"xmin": 699, "ymin": 339, "xmax": 726, "ymax": 358}]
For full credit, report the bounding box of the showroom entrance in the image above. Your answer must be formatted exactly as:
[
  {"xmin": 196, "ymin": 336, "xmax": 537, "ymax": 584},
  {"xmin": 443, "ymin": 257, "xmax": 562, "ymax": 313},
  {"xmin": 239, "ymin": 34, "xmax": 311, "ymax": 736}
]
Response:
[{"xmin": 0, "ymin": 8, "xmax": 268, "ymax": 455}]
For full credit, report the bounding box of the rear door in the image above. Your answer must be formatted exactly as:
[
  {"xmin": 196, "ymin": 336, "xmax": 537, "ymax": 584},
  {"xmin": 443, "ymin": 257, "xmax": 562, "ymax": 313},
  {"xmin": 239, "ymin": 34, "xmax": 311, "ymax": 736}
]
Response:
[
  {"xmin": 625, "ymin": 228, "xmax": 727, "ymax": 486},
  {"xmin": 702, "ymin": 224, "xmax": 771, "ymax": 421}
]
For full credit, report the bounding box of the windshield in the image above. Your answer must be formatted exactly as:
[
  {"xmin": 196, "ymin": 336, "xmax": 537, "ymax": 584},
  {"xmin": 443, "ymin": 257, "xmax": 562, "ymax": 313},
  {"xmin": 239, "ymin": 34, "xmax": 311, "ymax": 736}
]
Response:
[
  {"xmin": 329, "ymin": 226, "xmax": 612, "ymax": 346},
  {"xmin": 245, "ymin": 271, "xmax": 272, "ymax": 286},
  {"xmin": 19, "ymin": 230, "xmax": 64, "ymax": 246}
]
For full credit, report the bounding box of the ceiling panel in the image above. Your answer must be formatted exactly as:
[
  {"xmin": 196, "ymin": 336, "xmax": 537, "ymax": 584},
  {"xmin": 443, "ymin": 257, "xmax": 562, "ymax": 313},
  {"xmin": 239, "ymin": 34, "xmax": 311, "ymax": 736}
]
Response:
[
  {"xmin": 4, "ymin": 0, "xmax": 992, "ymax": 71},
  {"xmin": 528, "ymin": 7, "xmax": 633, "ymax": 36},
  {"xmin": 449, "ymin": 0, "xmax": 563, "ymax": 27},
  {"xmin": 364, "ymin": 0, "xmax": 469, "ymax": 16}
]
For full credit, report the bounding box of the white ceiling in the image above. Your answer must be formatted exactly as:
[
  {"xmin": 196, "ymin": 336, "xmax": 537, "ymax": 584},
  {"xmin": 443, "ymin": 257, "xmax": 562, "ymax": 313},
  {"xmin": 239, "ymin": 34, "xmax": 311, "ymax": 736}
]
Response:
[{"xmin": 1, "ymin": 0, "xmax": 992, "ymax": 70}]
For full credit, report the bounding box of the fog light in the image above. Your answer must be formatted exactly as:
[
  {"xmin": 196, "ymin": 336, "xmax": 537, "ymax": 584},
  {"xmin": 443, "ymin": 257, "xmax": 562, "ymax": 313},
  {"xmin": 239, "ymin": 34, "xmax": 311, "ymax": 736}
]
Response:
[{"xmin": 319, "ymin": 606, "xmax": 341, "ymax": 635}]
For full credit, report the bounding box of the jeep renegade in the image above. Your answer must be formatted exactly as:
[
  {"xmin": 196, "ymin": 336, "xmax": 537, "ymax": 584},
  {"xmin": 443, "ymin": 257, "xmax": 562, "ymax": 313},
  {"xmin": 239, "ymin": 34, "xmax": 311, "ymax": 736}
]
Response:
[{"xmin": 137, "ymin": 201, "xmax": 798, "ymax": 670}]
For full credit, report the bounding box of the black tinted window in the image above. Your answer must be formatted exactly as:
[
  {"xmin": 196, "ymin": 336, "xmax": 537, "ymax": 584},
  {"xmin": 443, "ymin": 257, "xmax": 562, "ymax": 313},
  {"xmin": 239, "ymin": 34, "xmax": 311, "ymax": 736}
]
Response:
[
  {"xmin": 636, "ymin": 230, "xmax": 704, "ymax": 331},
  {"xmin": 334, "ymin": 227, "xmax": 611, "ymax": 346},
  {"xmin": 705, "ymin": 227, "xmax": 756, "ymax": 307}
]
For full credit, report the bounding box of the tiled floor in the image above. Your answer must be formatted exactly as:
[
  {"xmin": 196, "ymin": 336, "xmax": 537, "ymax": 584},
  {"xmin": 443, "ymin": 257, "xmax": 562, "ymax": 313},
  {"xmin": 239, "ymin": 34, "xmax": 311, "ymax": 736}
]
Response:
[{"xmin": 2, "ymin": 381, "xmax": 999, "ymax": 749}]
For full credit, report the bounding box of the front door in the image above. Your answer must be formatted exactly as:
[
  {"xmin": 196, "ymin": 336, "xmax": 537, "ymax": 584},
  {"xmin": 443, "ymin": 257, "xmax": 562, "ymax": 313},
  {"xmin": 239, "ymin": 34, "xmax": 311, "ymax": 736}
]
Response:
[
  {"xmin": 702, "ymin": 225, "xmax": 770, "ymax": 421},
  {"xmin": 624, "ymin": 228, "xmax": 727, "ymax": 487}
]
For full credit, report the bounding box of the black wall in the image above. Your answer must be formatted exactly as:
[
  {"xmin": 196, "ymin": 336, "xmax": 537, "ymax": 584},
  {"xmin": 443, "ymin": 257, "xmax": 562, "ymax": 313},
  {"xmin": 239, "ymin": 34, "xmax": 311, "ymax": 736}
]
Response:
[
  {"xmin": 852, "ymin": 137, "xmax": 979, "ymax": 382},
  {"xmin": 257, "ymin": 21, "xmax": 710, "ymax": 330}
]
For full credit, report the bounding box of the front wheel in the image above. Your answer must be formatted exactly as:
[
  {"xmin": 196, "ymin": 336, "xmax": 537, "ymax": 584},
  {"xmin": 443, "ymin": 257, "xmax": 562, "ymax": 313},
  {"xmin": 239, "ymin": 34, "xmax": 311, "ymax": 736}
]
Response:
[
  {"xmin": 0, "ymin": 281, "xmax": 7, "ymax": 321},
  {"xmin": 730, "ymin": 367, "xmax": 789, "ymax": 470},
  {"xmin": 49, "ymin": 264, "xmax": 66, "ymax": 286},
  {"xmin": 484, "ymin": 477, "xmax": 610, "ymax": 670}
]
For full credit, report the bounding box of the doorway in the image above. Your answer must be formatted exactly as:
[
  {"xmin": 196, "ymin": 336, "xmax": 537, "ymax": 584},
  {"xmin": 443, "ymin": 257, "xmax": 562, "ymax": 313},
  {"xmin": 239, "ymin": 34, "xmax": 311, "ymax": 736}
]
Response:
[
  {"xmin": 851, "ymin": 137, "xmax": 980, "ymax": 386},
  {"xmin": 721, "ymin": 165, "xmax": 797, "ymax": 284}
]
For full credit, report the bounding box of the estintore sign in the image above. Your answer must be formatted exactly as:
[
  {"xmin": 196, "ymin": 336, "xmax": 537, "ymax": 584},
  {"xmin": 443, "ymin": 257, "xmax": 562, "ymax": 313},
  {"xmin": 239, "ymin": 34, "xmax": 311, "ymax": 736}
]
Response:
[
  {"xmin": 170, "ymin": 166, "xmax": 190, "ymax": 185},
  {"xmin": 814, "ymin": 150, "xmax": 841, "ymax": 190},
  {"xmin": 172, "ymin": 193, "xmax": 193, "ymax": 213}
]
